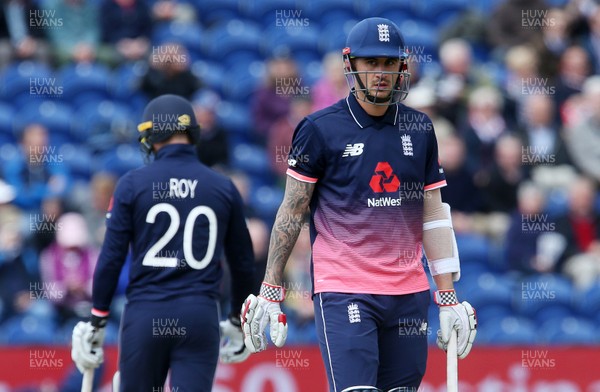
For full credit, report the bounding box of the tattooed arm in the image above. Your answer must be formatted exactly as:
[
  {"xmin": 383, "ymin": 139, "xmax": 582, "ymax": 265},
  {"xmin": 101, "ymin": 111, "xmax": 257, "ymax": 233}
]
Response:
[{"xmin": 263, "ymin": 176, "xmax": 315, "ymax": 286}]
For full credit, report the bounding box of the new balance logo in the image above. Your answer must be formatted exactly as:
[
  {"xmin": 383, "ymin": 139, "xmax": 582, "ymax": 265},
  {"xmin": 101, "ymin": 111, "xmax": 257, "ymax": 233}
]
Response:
[
  {"xmin": 342, "ymin": 143, "xmax": 364, "ymax": 157},
  {"xmin": 348, "ymin": 303, "xmax": 361, "ymax": 323},
  {"xmin": 377, "ymin": 24, "xmax": 390, "ymax": 42}
]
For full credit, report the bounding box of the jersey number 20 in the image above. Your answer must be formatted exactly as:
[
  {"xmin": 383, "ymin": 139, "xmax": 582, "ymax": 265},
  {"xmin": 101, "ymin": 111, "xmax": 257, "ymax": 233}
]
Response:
[{"xmin": 142, "ymin": 203, "xmax": 217, "ymax": 270}]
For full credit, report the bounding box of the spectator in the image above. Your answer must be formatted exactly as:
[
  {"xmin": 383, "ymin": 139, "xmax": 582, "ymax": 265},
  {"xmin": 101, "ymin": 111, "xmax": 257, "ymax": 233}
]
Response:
[
  {"xmin": 151, "ymin": 0, "xmax": 196, "ymax": 25},
  {"xmin": 439, "ymin": 133, "xmax": 483, "ymax": 213},
  {"xmin": 559, "ymin": 176, "xmax": 600, "ymax": 289},
  {"xmin": 503, "ymin": 44, "xmax": 540, "ymax": 126},
  {"xmin": 581, "ymin": 7, "xmax": 600, "ymax": 74},
  {"xmin": 504, "ymin": 181, "xmax": 564, "ymax": 274},
  {"xmin": 140, "ymin": 42, "xmax": 201, "ymax": 100},
  {"xmin": 251, "ymin": 56, "xmax": 299, "ymax": 144},
  {"xmin": 99, "ymin": 0, "xmax": 152, "ymax": 65},
  {"xmin": 3, "ymin": 123, "xmax": 70, "ymax": 212},
  {"xmin": 565, "ymin": 76, "xmax": 600, "ymax": 181},
  {"xmin": 553, "ymin": 45, "xmax": 591, "ymax": 109},
  {"xmin": 193, "ymin": 90, "xmax": 229, "ymax": 168},
  {"xmin": 404, "ymin": 84, "xmax": 455, "ymax": 141},
  {"xmin": 518, "ymin": 94, "xmax": 571, "ymax": 168},
  {"xmin": 428, "ymin": 38, "xmax": 484, "ymax": 125},
  {"xmin": 0, "ymin": 0, "xmax": 51, "ymax": 69},
  {"xmin": 479, "ymin": 133, "xmax": 527, "ymax": 213},
  {"xmin": 81, "ymin": 172, "xmax": 117, "ymax": 247},
  {"xmin": 487, "ymin": 0, "xmax": 545, "ymax": 53},
  {"xmin": 42, "ymin": 0, "xmax": 100, "ymax": 65},
  {"xmin": 311, "ymin": 51, "xmax": 347, "ymax": 111},
  {"xmin": 458, "ymin": 86, "xmax": 509, "ymax": 175},
  {"xmin": 0, "ymin": 204, "xmax": 38, "ymax": 324},
  {"xmin": 268, "ymin": 95, "xmax": 313, "ymax": 183},
  {"xmin": 39, "ymin": 212, "xmax": 98, "ymax": 323}
]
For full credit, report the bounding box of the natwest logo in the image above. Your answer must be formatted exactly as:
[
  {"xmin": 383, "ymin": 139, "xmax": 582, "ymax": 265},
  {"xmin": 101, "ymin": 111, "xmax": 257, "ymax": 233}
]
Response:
[
  {"xmin": 368, "ymin": 162, "xmax": 402, "ymax": 208},
  {"xmin": 369, "ymin": 162, "xmax": 400, "ymax": 193}
]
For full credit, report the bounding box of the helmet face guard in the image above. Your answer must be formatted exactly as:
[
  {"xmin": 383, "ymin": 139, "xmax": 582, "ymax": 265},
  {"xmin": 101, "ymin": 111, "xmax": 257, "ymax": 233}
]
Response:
[
  {"xmin": 342, "ymin": 17, "xmax": 411, "ymax": 106},
  {"xmin": 343, "ymin": 50, "xmax": 411, "ymax": 106}
]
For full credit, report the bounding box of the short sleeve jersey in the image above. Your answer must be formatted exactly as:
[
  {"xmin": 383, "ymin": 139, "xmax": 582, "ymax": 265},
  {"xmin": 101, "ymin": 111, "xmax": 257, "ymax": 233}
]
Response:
[{"xmin": 287, "ymin": 94, "xmax": 446, "ymax": 295}]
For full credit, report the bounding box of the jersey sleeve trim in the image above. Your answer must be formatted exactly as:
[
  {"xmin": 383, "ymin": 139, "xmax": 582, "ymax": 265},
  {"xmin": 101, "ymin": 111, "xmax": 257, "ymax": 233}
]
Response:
[
  {"xmin": 424, "ymin": 180, "xmax": 447, "ymax": 191},
  {"xmin": 91, "ymin": 308, "xmax": 110, "ymax": 317},
  {"xmin": 286, "ymin": 168, "xmax": 318, "ymax": 183}
]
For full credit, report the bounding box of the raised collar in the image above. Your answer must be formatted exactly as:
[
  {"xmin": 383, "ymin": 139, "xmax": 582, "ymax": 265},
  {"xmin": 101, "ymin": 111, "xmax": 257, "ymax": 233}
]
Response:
[{"xmin": 154, "ymin": 144, "xmax": 197, "ymax": 161}]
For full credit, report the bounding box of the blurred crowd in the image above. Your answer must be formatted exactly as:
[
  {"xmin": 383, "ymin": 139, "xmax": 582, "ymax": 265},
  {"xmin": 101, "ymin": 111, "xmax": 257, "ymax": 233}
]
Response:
[{"xmin": 0, "ymin": 0, "xmax": 600, "ymax": 346}]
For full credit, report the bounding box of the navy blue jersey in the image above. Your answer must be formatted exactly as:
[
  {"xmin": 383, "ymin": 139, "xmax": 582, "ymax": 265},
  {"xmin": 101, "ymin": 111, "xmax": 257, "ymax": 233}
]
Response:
[
  {"xmin": 286, "ymin": 94, "xmax": 446, "ymax": 295},
  {"xmin": 92, "ymin": 144, "xmax": 254, "ymax": 315}
]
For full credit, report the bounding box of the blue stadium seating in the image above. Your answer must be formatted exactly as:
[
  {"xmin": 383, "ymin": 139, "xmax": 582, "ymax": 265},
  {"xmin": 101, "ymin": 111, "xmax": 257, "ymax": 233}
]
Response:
[
  {"xmin": 59, "ymin": 143, "xmax": 94, "ymax": 182},
  {"xmin": 539, "ymin": 317, "xmax": 598, "ymax": 345},
  {"xmin": 73, "ymin": 100, "xmax": 136, "ymax": 151},
  {"xmin": 0, "ymin": 61, "xmax": 54, "ymax": 109},
  {"xmin": 216, "ymin": 100, "xmax": 254, "ymax": 145},
  {"xmin": 58, "ymin": 63, "xmax": 111, "ymax": 109},
  {"xmin": 14, "ymin": 100, "xmax": 74, "ymax": 144},
  {"xmin": 151, "ymin": 21, "xmax": 204, "ymax": 56},
  {"xmin": 250, "ymin": 184, "xmax": 284, "ymax": 221},
  {"xmin": 573, "ymin": 282, "xmax": 600, "ymax": 321},
  {"xmin": 202, "ymin": 19, "xmax": 262, "ymax": 63},
  {"xmin": 0, "ymin": 103, "xmax": 16, "ymax": 143},
  {"xmin": 514, "ymin": 274, "xmax": 575, "ymax": 318},
  {"xmin": 0, "ymin": 315, "xmax": 57, "ymax": 345},
  {"xmin": 98, "ymin": 144, "xmax": 144, "ymax": 178},
  {"xmin": 477, "ymin": 316, "xmax": 538, "ymax": 345}
]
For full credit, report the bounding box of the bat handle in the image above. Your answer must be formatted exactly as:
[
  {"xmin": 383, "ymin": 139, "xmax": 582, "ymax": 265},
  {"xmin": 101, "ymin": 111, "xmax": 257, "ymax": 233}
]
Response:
[
  {"xmin": 447, "ymin": 328, "xmax": 458, "ymax": 392},
  {"xmin": 81, "ymin": 368, "xmax": 94, "ymax": 392}
]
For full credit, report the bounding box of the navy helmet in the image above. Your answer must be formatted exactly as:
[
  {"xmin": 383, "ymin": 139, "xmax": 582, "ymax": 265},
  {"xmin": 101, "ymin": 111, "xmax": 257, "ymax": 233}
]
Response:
[
  {"xmin": 137, "ymin": 94, "xmax": 200, "ymax": 155},
  {"xmin": 343, "ymin": 17, "xmax": 411, "ymax": 105}
]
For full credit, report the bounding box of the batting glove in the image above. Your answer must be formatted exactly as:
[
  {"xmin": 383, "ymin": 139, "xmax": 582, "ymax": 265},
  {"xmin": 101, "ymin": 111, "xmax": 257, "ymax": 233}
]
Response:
[
  {"xmin": 241, "ymin": 282, "xmax": 288, "ymax": 353},
  {"xmin": 71, "ymin": 315, "xmax": 107, "ymax": 373},
  {"xmin": 435, "ymin": 289, "xmax": 477, "ymax": 359},
  {"xmin": 219, "ymin": 313, "xmax": 251, "ymax": 363}
]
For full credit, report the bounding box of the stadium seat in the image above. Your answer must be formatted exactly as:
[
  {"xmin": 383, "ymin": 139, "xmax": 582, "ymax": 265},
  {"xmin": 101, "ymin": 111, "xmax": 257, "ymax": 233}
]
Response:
[
  {"xmin": 202, "ymin": 19, "xmax": 262, "ymax": 63},
  {"xmin": 231, "ymin": 143, "xmax": 270, "ymax": 178},
  {"xmin": 216, "ymin": 100, "xmax": 253, "ymax": 141},
  {"xmin": 0, "ymin": 61, "xmax": 54, "ymax": 108},
  {"xmin": 244, "ymin": 0, "xmax": 301, "ymax": 24},
  {"xmin": 0, "ymin": 103, "xmax": 16, "ymax": 142},
  {"xmin": 513, "ymin": 274, "xmax": 574, "ymax": 318},
  {"xmin": 73, "ymin": 100, "xmax": 136, "ymax": 151},
  {"xmin": 191, "ymin": 60, "xmax": 226, "ymax": 96},
  {"xmin": 319, "ymin": 19, "xmax": 360, "ymax": 54},
  {"xmin": 196, "ymin": 0, "xmax": 244, "ymax": 26},
  {"xmin": 262, "ymin": 24, "xmax": 321, "ymax": 58},
  {"xmin": 221, "ymin": 62, "xmax": 264, "ymax": 103},
  {"xmin": 98, "ymin": 144, "xmax": 144, "ymax": 177},
  {"xmin": 59, "ymin": 143, "xmax": 94, "ymax": 182},
  {"xmin": 14, "ymin": 100, "xmax": 74, "ymax": 143},
  {"xmin": 305, "ymin": 0, "xmax": 358, "ymax": 20},
  {"xmin": 573, "ymin": 282, "xmax": 600, "ymax": 320},
  {"xmin": 462, "ymin": 272, "xmax": 514, "ymax": 310},
  {"xmin": 413, "ymin": 0, "xmax": 468, "ymax": 26},
  {"xmin": 250, "ymin": 184, "xmax": 284, "ymax": 220},
  {"xmin": 356, "ymin": 0, "xmax": 415, "ymax": 19},
  {"xmin": 151, "ymin": 21, "xmax": 203, "ymax": 55},
  {"xmin": 58, "ymin": 63, "xmax": 111, "ymax": 109},
  {"xmin": 477, "ymin": 316, "xmax": 538, "ymax": 345},
  {"xmin": 110, "ymin": 61, "xmax": 147, "ymax": 102},
  {"xmin": 539, "ymin": 317, "xmax": 598, "ymax": 344},
  {"xmin": 0, "ymin": 314, "xmax": 57, "ymax": 345}
]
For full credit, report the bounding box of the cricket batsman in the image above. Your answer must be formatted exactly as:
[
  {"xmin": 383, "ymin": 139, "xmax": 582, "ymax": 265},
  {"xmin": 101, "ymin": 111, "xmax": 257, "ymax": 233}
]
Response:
[
  {"xmin": 71, "ymin": 94, "xmax": 255, "ymax": 391},
  {"xmin": 241, "ymin": 17, "xmax": 477, "ymax": 391}
]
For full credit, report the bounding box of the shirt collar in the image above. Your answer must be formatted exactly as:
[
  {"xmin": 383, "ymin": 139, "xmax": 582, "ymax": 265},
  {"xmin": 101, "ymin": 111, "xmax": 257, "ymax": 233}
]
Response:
[
  {"xmin": 345, "ymin": 92, "xmax": 399, "ymax": 129},
  {"xmin": 155, "ymin": 144, "xmax": 197, "ymax": 160}
]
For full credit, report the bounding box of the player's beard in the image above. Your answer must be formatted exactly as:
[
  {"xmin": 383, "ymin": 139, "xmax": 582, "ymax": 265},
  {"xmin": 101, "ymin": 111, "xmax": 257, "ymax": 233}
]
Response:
[{"xmin": 363, "ymin": 73, "xmax": 397, "ymax": 101}]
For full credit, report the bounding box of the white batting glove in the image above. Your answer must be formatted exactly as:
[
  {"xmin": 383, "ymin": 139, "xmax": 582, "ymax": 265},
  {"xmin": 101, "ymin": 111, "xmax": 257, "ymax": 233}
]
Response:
[
  {"xmin": 71, "ymin": 318, "xmax": 106, "ymax": 373},
  {"xmin": 435, "ymin": 289, "xmax": 477, "ymax": 359},
  {"xmin": 219, "ymin": 314, "xmax": 251, "ymax": 363},
  {"xmin": 240, "ymin": 282, "xmax": 288, "ymax": 353}
]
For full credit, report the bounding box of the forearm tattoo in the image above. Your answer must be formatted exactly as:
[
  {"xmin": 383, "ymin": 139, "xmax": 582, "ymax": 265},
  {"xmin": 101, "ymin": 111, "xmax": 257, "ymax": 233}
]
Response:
[{"xmin": 264, "ymin": 178, "xmax": 314, "ymax": 285}]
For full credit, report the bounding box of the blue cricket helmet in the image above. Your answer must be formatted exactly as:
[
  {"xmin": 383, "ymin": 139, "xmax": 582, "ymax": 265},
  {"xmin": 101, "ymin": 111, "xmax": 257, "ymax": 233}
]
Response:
[
  {"xmin": 137, "ymin": 94, "xmax": 200, "ymax": 155},
  {"xmin": 343, "ymin": 17, "xmax": 411, "ymax": 105}
]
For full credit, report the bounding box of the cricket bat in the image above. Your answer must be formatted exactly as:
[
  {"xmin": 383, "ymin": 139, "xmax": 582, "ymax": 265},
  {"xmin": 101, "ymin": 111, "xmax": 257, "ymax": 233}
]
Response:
[
  {"xmin": 81, "ymin": 368, "xmax": 94, "ymax": 392},
  {"xmin": 447, "ymin": 328, "xmax": 458, "ymax": 392}
]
